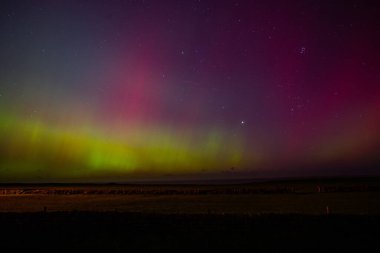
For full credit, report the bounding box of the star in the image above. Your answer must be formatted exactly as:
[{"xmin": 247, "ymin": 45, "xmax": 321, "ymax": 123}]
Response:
[{"xmin": 241, "ymin": 120, "xmax": 245, "ymax": 125}]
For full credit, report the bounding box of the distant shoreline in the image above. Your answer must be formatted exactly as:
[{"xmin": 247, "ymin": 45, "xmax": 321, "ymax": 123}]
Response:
[{"xmin": 1, "ymin": 175, "xmax": 380, "ymax": 186}]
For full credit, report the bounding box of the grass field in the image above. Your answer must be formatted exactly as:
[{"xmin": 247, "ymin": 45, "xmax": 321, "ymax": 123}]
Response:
[
  {"xmin": 1, "ymin": 178, "xmax": 380, "ymax": 251},
  {"xmin": 1, "ymin": 178, "xmax": 380, "ymax": 214},
  {"xmin": 1, "ymin": 192, "xmax": 380, "ymax": 214}
]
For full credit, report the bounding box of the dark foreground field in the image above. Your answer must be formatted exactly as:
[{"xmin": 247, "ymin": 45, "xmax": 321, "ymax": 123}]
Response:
[
  {"xmin": 0, "ymin": 212, "xmax": 380, "ymax": 252},
  {"xmin": 1, "ymin": 178, "xmax": 379, "ymax": 251}
]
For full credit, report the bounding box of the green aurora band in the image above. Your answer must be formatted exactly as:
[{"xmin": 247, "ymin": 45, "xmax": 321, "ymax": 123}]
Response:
[{"xmin": 0, "ymin": 112, "xmax": 254, "ymax": 182}]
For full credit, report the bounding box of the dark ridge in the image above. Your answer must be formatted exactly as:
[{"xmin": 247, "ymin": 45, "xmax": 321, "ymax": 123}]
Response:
[{"xmin": 1, "ymin": 175, "xmax": 380, "ymax": 186}]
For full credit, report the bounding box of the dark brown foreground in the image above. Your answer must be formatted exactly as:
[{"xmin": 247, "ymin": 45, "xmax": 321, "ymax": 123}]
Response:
[
  {"xmin": 1, "ymin": 178, "xmax": 380, "ymax": 214},
  {"xmin": 1, "ymin": 179, "xmax": 379, "ymax": 251},
  {"xmin": 0, "ymin": 212, "xmax": 379, "ymax": 252}
]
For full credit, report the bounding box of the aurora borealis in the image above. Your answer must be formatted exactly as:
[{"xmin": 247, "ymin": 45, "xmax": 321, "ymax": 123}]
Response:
[{"xmin": 0, "ymin": 1, "xmax": 379, "ymax": 182}]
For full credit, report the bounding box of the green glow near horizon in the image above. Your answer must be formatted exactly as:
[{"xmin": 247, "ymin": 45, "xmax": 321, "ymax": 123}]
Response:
[{"xmin": 0, "ymin": 113, "xmax": 251, "ymax": 181}]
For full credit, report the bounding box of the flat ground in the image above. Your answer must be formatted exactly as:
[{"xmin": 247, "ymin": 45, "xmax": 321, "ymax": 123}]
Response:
[
  {"xmin": 1, "ymin": 192, "xmax": 380, "ymax": 214},
  {"xmin": 0, "ymin": 178, "xmax": 379, "ymax": 251},
  {"xmin": 1, "ymin": 178, "xmax": 380, "ymax": 214}
]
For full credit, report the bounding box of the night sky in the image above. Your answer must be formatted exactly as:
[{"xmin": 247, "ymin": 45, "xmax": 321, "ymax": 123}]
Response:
[{"xmin": 0, "ymin": 0, "xmax": 379, "ymax": 182}]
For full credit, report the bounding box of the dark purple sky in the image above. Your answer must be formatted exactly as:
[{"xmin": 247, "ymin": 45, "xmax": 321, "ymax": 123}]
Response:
[{"xmin": 0, "ymin": 0, "xmax": 379, "ymax": 182}]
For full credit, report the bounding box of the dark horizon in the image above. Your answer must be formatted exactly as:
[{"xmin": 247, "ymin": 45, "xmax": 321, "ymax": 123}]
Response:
[{"xmin": 1, "ymin": 169, "xmax": 379, "ymax": 185}]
